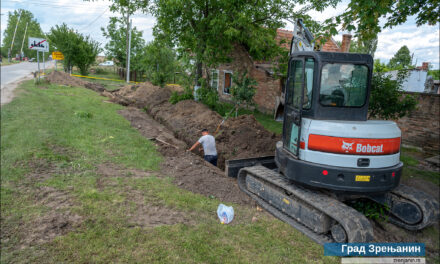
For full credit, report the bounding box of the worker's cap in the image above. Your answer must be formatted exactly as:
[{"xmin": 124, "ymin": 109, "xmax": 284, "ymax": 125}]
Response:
[{"xmin": 201, "ymin": 128, "xmax": 208, "ymax": 132}]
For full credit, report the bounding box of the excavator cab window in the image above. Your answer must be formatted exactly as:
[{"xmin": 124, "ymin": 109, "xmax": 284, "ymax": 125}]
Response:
[
  {"xmin": 284, "ymin": 57, "xmax": 314, "ymax": 156},
  {"xmin": 319, "ymin": 63, "xmax": 368, "ymax": 107}
]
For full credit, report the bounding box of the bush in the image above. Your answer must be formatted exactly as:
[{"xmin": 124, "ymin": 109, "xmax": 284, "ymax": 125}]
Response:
[
  {"xmin": 195, "ymin": 80, "xmax": 219, "ymax": 109},
  {"xmin": 169, "ymin": 87, "xmax": 194, "ymax": 104},
  {"xmin": 369, "ymin": 71, "xmax": 417, "ymax": 119},
  {"xmin": 231, "ymin": 71, "xmax": 257, "ymax": 110}
]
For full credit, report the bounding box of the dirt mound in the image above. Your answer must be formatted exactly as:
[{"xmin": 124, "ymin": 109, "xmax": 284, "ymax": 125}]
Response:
[
  {"xmin": 46, "ymin": 71, "xmax": 88, "ymax": 87},
  {"xmin": 150, "ymin": 100, "xmax": 278, "ymax": 169},
  {"xmin": 110, "ymin": 81, "xmax": 279, "ymax": 170},
  {"xmin": 115, "ymin": 83, "xmax": 172, "ymax": 108},
  {"xmin": 217, "ymin": 115, "xmax": 278, "ymax": 167}
]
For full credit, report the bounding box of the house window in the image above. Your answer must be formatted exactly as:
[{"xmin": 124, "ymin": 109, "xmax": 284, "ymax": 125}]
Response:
[
  {"xmin": 210, "ymin": 70, "xmax": 219, "ymax": 90},
  {"xmin": 224, "ymin": 71, "xmax": 232, "ymax": 94}
]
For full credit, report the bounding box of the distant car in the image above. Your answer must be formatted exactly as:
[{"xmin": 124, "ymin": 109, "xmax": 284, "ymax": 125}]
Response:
[
  {"xmin": 99, "ymin": 61, "xmax": 114, "ymax": 66},
  {"xmin": 29, "ymin": 58, "xmax": 36, "ymax": 62}
]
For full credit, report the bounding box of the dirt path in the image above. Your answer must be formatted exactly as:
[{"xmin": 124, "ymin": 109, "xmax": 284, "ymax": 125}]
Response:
[{"xmin": 1, "ymin": 75, "xmax": 34, "ymax": 105}]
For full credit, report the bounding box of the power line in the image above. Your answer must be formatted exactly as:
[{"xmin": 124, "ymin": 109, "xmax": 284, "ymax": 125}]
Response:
[
  {"xmin": 2, "ymin": 0, "xmax": 110, "ymax": 11},
  {"xmin": 78, "ymin": 7, "xmax": 109, "ymax": 31}
]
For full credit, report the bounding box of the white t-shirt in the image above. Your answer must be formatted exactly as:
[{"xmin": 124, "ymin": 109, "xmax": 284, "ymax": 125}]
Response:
[{"xmin": 198, "ymin": 134, "xmax": 217, "ymax": 156}]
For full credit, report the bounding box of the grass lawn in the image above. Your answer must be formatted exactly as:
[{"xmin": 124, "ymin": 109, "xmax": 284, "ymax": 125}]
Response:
[
  {"xmin": 70, "ymin": 66, "xmax": 125, "ymax": 91},
  {"xmin": 400, "ymin": 147, "xmax": 439, "ymax": 185},
  {"xmin": 1, "ymin": 59, "xmax": 21, "ymax": 66},
  {"xmin": 1, "ymin": 80, "xmax": 337, "ymax": 263}
]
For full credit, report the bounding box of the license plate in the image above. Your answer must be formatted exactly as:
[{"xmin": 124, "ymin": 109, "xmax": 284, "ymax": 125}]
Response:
[{"xmin": 355, "ymin": 175, "xmax": 371, "ymax": 182}]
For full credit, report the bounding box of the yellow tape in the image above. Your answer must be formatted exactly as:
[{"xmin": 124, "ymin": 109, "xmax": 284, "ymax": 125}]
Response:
[{"xmin": 70, "ymin": 74, "xmax": 140, "ymax": 84}]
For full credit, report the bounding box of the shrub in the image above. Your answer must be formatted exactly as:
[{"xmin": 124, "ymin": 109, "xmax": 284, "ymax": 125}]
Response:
[
  {"xmin": 369, "ymin": 70, "xmax": 417, "ymax": 119},
  {"xmin": 195, "ymin": 79, "xmax": 219, "ymax": 109},
  {"xmin": 169, "ymin": 87, "xmax": 194, "ymax": 104}
]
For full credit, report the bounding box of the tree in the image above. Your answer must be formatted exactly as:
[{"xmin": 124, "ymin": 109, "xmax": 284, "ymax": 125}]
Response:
[
  {"xmin": 48, "ymin": 23, "xmax": 101, "ymax": 75},
  {"xmin": 143, "ymin": 39, "xmax": 177, "ymax": 86},
  {"xmin": 101, "ymin": 16, "xmax": 145, "ymax": 70},
  {"xmin": 151, "ymin": 0, "xmax": 332, "ymax": 86},
  {"xmin": 349, "ymin": 36, "xmax": 378, "ymax": 57},
  {"xmin": 369, "ymin": 70, "xmax": 417, "ymax": 120},
  {"xmin": 323, "ymin": 0, "xmax": 439, "ymax": 42},
  {"xmin": 1, "ymin": 9, "xmax": 47, "ymax": 60},
  {"xmin": 230, "ymin": 71, "xmax": 258, "ymax": 115},
  {"xmin": 388, "ymin": 46, "xmax": 412, "ymax": 69}
]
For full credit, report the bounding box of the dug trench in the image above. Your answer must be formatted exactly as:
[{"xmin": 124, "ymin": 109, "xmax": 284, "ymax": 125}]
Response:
[{"xmin": 46, "ymin": 71, "xmax": 439, "ymax": 258}]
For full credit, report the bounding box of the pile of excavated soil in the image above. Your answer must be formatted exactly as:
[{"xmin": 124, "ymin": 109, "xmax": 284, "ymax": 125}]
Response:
[
  {"xmin": 46, "ymin": 71, "xmax": 105, "ymax": 92},
  {"xmin": 111, "ymin": 83, "xmax": 279, "ymax": 169},
  {"xmin": 112, "ymin": 83, "xmax": 183, "ymax": 108},
  {"xmin": 150, "ymin": 100, "xmax": 278, "ymax": 169},
  {"xmin": 46, "ymin": 71, "xmax": 87, "ymax": 87}
]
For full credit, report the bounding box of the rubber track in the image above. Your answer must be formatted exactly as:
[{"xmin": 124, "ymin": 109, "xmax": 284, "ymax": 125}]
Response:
[
  {"xmin": 238, "ymin": 166, "xmax": 374, "ymax": 245},
  {"xmin": 388, "ymin": 184, "xmax": 440, "ymax": 230}
]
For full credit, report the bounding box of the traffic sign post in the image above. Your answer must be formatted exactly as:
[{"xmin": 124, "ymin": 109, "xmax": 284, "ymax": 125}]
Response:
[
  {"xmin": 52, "ymin": 51, "xmax": 64, "ymax": 71},
  {"xmin": 43, "ymin": 51, "xmax": 45, "ymax": 75},
  {"xmin": 29, "ymin": 37, "xmax": 49, "ymax": 83},
  {"xmin": 29, "ymin": 37, "xmax": 49, "ymax": 52},
  {"xmin": 37, "ymin": 51, "xmax": 40, "ymax": 82}
]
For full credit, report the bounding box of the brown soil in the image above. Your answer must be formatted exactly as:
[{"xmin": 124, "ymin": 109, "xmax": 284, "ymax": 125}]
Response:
[
  {"xmin": 25, "ymin": 186, "xmax": 82, "ymax": 246},
  {"xmin": 2, "ymin": 157, "xmax": 83, "ymax": 250},
  {"xmin": 46, "ymin": 71, "xmax": 106, "ymax": 92},
  {"xmin": 46, "ymin": 71, "xmax": 87, "ymax": 87},
  {"xmin": 372, "ymin": 220, "xmax": 440, "ymax": 259},
  {"xmin": 119, "ymin": 107, "xmax": 253, "ymax": 205}
]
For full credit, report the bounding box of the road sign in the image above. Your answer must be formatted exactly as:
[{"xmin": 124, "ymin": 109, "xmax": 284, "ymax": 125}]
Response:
[
  {"xmin": 52, "ymin": 51, "xmax": 64, "ymax": 60},
  {"xmin": 29, "ymin": 37, "xmax": 49, "ymax": 52}
]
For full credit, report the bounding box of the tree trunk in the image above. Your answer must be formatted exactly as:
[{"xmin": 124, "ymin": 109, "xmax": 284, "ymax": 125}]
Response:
[{"xmin": 195, "ymin": 61, "xmax": 203, "ymax": 87}]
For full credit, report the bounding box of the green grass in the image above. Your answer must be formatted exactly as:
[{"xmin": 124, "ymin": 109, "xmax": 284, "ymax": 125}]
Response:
[
  {"xmin": 1, "ymin": 81, "xmax": 338, "ymax": 263},
  {"xmin": 211, "ymin": 102, "xmax": 283, "ymax": 135},
  {"xmin": 400, "ymin": 154, "xmax": 419, "ymax": 167},
  {"xmin": 402, "ymin": 167, "xmax": 440, "ymax": 185},
  {"xmin": 71, "ymin": 67, "xmax": 125, "ymax": 91},
  {"xmin": 1, "ymin": 58, "xmax": 21, "ymax": 66},
  {"xmin": 400, "ymin": 148, "xmax": 439, "ymax": 185}
]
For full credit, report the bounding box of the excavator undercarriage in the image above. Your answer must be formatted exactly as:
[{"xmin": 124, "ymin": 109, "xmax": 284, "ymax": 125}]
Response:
[{"xmin": 227, "ymin": 157, "xmax": 439, "ymax": 244}]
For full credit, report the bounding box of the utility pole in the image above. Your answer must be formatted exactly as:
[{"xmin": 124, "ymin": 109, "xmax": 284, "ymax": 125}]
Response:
[
  {"xmin": 126, "ymin": 19, "xmax": 132, "ymax": 83},
  {"xmin": 9, "ymin": 10, "xmax": 22, "ymax": 62},
  {"xmin": 125, "ymin": 1, "xmax": 131, "ymax": 83},
  {"xmin": 20, "ymin": 22, "xmax": 28, "ymax": 60}
]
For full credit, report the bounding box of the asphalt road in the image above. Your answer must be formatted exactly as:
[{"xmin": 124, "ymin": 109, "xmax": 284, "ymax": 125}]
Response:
[{"xmin": 1, "ymin": 61, "xmax": 52, "ymax": 105}]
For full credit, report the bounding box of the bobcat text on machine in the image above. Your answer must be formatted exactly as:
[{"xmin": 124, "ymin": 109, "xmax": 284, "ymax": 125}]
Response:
[{"xmin": 225, "ymin": 19, "xmax": 439, "ymax": 244}]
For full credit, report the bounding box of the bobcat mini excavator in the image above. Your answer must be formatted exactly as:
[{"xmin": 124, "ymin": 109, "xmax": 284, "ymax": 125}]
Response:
[{"xmin": 226, "ymin": 19, "xmax": 439, "ymax": 244}]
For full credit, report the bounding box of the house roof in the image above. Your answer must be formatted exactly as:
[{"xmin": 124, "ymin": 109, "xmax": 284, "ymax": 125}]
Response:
[{"xmin": 276, "ymin": 28, "xmax": 342, "ymax": 52}]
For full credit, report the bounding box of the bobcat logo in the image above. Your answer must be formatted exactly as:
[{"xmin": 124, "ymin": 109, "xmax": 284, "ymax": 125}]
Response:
[{"xmin": 341, "ymin": 141, "xmax": 354, "ymax": 153}]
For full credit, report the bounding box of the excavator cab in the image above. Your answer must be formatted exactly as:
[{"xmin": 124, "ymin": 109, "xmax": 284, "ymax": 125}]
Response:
[{"xmin": 282, "ymin": 51, "xmax": 372, "ymax": 158}]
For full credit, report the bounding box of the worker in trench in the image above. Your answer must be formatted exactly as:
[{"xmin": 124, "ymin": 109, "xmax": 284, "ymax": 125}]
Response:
[{"xmin": 187, "ymin": 128, "xmax": 218, "ymax": 166}]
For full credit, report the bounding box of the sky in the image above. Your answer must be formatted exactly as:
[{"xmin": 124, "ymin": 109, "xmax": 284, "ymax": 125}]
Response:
[{"xmin": 1, "ymin": 0, "xmax": 439, "ymax": 69}]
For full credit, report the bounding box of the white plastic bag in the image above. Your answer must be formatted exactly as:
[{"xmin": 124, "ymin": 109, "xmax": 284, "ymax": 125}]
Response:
[{"xmin": 217, "ymin": 204, "xmax": 234, "ymax": 224}]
